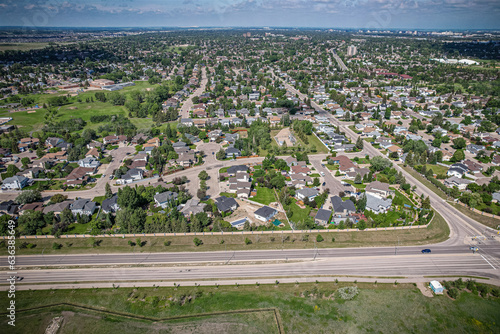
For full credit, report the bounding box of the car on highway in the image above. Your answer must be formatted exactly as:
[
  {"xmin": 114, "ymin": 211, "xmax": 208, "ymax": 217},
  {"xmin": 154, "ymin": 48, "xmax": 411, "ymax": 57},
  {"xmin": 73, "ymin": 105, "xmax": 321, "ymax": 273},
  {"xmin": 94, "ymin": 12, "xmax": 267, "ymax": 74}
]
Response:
[
  {"xmin": 421, "ymin": 249, "xmax": 431, "ymax": 254},
  {"xmin": 470, "ymin": 246, "xmax": 478, "ymax": 252}
]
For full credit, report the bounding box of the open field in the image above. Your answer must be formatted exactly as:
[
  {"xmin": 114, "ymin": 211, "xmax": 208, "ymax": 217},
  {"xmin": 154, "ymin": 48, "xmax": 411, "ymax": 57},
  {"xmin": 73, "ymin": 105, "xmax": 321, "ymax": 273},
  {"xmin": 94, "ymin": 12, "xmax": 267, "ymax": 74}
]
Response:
[
  {"xmin": 1, "ymin": 282, "xmax": 499, "ymax": 334},
  {"xmin": 0, "ymin": 42, "xmax": 50, "ymax": 51},
  {"xmin": 0, "ymin": 211, "xmax": 449, "ymax": 256}
]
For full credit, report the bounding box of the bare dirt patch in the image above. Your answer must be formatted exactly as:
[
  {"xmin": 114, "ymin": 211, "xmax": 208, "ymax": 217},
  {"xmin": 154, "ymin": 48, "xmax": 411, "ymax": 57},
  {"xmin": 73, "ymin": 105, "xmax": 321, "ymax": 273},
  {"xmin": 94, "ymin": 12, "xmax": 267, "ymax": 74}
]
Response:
[{"xmin": 416, "ymin": 282, "xmax": 434, "ymax": 297}]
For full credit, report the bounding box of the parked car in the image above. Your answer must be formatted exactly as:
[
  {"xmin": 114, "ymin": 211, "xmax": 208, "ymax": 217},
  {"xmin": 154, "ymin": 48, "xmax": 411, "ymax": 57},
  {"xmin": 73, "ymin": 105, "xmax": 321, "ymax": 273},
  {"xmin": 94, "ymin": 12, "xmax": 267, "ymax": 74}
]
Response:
[
  {"xmin": 320, "ymin": 172, "xmax": 325, "ymax": 176},
  {"xmin": 421, "ymin": 249, "xmax": 431, "ymax": 254},
  {"xmin": 109, "ymin": 175, "xmax": 113, "ymax": 180}
]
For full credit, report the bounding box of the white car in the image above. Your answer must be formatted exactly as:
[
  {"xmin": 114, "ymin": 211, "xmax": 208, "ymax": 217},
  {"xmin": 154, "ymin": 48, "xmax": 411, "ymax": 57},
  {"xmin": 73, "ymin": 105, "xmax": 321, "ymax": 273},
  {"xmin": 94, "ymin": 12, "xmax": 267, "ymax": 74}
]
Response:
[{"xmin": 320, "ymin": 172, "xmax": 325, "ymax": 176}]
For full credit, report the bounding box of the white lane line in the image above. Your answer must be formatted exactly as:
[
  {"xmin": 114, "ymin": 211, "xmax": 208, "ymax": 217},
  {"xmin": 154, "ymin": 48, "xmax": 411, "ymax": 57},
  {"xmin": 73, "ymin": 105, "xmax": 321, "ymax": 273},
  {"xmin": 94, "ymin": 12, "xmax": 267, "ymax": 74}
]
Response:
[{"xmin": 481, "ymin": 255, "xmax": 496, "ymax": 269}]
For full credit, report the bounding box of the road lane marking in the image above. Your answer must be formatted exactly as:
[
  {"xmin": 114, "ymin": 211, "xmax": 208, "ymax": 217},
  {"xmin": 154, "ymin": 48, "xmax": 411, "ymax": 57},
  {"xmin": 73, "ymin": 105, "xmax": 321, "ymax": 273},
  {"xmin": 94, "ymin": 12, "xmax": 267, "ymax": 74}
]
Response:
[{"xmin": 481, "ymin": 255, "xmax": 496, "ymax": 269}]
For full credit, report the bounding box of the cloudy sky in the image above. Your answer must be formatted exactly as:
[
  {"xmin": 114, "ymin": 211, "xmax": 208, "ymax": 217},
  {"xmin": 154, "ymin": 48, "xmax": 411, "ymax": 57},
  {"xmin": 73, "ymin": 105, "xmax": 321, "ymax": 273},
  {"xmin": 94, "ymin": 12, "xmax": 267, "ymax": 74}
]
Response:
[{"xmin": 0, "ymin": 0, "xmax": 499, "ymax": 29}]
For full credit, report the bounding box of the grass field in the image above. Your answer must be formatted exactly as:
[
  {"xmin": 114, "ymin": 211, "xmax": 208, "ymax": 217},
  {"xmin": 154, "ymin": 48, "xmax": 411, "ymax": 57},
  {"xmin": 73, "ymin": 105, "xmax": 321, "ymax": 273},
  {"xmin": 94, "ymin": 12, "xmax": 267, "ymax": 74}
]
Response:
[
  {"xmin": 0, "ymin": 42, "xmax": 50, "ymax": 51},
  {"xmin": 2, "ymin": 283, "xmax": 499, "ymax": 334},
  {"xmin": 3, "ymin": 211, "xmax": 450, "ymax": 256},
  {"xmin": 251, "ymin": 187, "xmax": 276, "ymax": 205},
  {"xmin": 423, "ymin": 164, "xmax": 449, "ymax": 175},
  {"xmin": 288, "ymin": 202, "xmax": 312, "ymax": 224}
]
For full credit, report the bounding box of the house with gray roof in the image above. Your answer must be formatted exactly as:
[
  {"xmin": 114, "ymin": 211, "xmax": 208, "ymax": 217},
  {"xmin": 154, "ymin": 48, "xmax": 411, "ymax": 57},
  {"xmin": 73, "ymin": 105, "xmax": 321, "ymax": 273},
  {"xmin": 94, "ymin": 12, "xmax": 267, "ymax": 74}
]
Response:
[
  {"xmin": 154, "ymin": 191, "xmax": 178, "ymax": 208},
  {"xmin": 70, "ymin": 199, "xmax": 97, "ymax": 216},
  {"xmin": 254, "ymin": 206, "xmax": 278, "ymax": 222},
  {"xmin": 296, "ymin": 188, "xmax": 320, "ymax": 202},
  {"xmin": 215, "ymin": 196, "xmax": 239, "ymax": 213},
  {"xmin": 315, "ymin": 209, "xmax": 332, "ymax": 226},
  {"xmin": 330, "ymin": 196, "xmax": 356, "ymax": 215},
  {"xmin": 2, "ymin": 175, "xmax": 29, "ymax": 190},
  {"xmin": 365, "ymin": 193, "xmax": 392, "ymax": 214},
  {"xmin": 101, "ymin": 195, "xmax": 119, "ymax": 214}
]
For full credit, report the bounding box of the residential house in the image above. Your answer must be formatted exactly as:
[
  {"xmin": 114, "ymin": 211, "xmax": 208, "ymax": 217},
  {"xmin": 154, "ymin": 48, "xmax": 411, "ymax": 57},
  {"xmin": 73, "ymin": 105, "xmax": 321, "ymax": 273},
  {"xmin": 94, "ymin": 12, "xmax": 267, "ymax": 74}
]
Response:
[
  {"xmin": 254, "ymin": 206, "xmax": 278, "ymax": 222},
  {"xmin": 315, "ymin": 209, "xmax": 332, "ymax": 226},
  {"xmin": 101, "ymin": 195, "xmax": 119, "ymax": 214},
  {"xmin": 466, "ymin": 144, "xmax": 485, "ymax": 155},
  {"xmin": 226, "ymin": 147, "xmax": 241, "ymax": 158},
  {"xmin": 365, "ymin": 193, "xmax": 392, "ymax": 214},
  {"xmin": 215, "ymin": 196, "xmax": 239, "ymax": 213},
  {"xmin": 296, "ymin": 188, "xmax": 319, "ymax": 202},
  {"xmin": 179, "ymin": 198, "xmax": 206, "ymax": 217},
  {"xmin": 330, "ymin": 196, "xmax": 356, "ymax": 215},
  {"xmin": 227, "ymin": 165, "xmax": 249, "ymax": 176},
  {"xmin": 447, "ymin": 163, "xmax": 468, "ymax": 178},
  {"xmin": 463, "ymin": 159, "xmax": 483, "ymax": 174},
  {"xmin": 365, "ymin": 181, "xmax": 394, "ymax": 198},
  {"xmin": 0, "ymin": 200, "xmax": 19, "ymax": 215},
  {"xmin": 116, "ymin": 168, "xmax": 144, "ymax": 185},
  {"xmin": 2, "ymin": 175, "xmax": 29, "ymax": 189},
  {"xmin": 78, "ymin": 157, "xmax": 100, "ymax": 169},
  {"xmin": 154, "ymin": 191, "xmax": 178, "ymax": 208},
  {"xmin": 444, "ymin": 176, "xmax": 473, "ymax": 190},
  {"xmin": 70, "ymin": 199, "xmax": 97, "ymax": 216}
]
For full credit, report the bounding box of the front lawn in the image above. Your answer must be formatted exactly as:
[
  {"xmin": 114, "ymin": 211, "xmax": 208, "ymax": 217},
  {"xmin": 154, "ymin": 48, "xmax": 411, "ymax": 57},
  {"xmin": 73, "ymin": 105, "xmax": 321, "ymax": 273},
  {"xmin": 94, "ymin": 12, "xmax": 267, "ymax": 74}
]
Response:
[{"xmin": 288, "ymin": 201, "xmax": 311, "ymax": 223}]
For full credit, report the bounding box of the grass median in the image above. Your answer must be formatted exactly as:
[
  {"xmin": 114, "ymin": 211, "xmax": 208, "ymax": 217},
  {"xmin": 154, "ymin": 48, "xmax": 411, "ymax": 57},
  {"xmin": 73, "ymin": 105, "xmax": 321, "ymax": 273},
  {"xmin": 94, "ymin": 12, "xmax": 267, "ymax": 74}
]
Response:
[
  {"xmin": 2, "ymin": 211, "xmax": 449, "ymax": 256},
  {"xmin": 2, "ymin": 282, "xmax": 499, "ymax": 334}
]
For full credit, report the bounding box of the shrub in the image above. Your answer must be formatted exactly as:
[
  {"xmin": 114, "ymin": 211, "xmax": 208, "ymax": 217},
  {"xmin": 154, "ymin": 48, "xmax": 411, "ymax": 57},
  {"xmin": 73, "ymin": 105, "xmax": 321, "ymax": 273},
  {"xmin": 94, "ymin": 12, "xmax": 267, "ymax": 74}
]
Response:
[
  {"xmin": 52, "ymin": 242, "xmax": 62, "ymax": 250},
  {"xmin": 164, "ymin": 241, "xmax": 171, "ymax": 246},
  {"xmin": 337, "ymin": 286, "xmax": 359, "ymax": 300},
  {"xmin": 193, "ymin": 238, "xmax": 203, "ymax": 247},
  {"xmin": 447, "ymin": 287, "xmax": 459, "ymax": 299},
  {"xmin": 244, "ymin": 237, "xmax": 252, "ymax": 245},
  {"xmin": 316, "ymin": 234, "xmax": 324, "ymax": 242},
  {"xmin": 331, "ymin": 237, "xmax": 335, "ymax": 242}
]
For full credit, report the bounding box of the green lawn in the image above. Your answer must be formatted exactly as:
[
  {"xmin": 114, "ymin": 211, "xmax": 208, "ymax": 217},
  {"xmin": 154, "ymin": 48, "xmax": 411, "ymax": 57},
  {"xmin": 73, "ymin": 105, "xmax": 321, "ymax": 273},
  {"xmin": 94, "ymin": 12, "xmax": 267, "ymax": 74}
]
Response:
[
  {"xmin": 289, "ymin": 201, "xmax": 311, "ymax": 223},
  {"xmin": 3, "ymin": 283, "xmax": 499, "ymax": 334},
  {"xmin": 343, "ymin": 180, "xmax": 366, "ymax": 189},
  {"xmin": 394, "ymin": 190, "xmax": 415, "ymax": 207},
  {"xmin": 219, "ymin": 192, "xmax": 236, "ymax": 198},
  {"xmin": 66, "ymin": 222, "xmax": 92, "ymax": 234},
  {"xmin": 251, "ymin": 187, "xmax": 276, "ymax": 205},
  {"xmin": 401, "ymin": 166, "xmax": 447, "ymax": 200},
  {"xmin": 422, "ymin": 164, "xmax": 449, "ymax": 176}
]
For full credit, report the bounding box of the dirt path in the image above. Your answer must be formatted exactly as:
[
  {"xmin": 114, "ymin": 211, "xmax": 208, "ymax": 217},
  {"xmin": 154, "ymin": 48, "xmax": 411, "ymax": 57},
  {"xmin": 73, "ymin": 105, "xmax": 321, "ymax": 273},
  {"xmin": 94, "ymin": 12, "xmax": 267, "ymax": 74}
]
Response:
[{"xmin": 416, "ymin": 282, "xmax": 434, "ymax": 297}]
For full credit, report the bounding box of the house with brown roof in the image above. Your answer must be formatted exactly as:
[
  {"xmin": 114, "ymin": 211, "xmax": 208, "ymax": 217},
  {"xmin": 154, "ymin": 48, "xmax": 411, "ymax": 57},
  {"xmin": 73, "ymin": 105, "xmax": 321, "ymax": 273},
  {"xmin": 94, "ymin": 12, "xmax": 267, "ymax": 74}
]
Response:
[
  {"xmin": 331, "ymin": 155, "xmax": 355, "ymax": 173},
  {"xmin": 65, "ymin": 167, "xmax": 95, "ymax": 185},
  {"xmin": 86, "ymin": 148, "xmax": 99, "ymax": 158}
]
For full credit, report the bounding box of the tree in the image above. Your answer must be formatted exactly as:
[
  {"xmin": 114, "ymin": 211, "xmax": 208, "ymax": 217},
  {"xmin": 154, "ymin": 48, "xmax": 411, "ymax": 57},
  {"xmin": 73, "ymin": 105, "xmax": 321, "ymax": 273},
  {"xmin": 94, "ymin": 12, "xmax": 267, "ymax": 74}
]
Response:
[
  {"xmin": 370, "ymin": 156, "xmax": 392, "ymax": 171},
  {"xmin": 355, "ymin": 136, "xmax": 364, "ymax": 150},
  {"xmin": 49, "ymin": 194, "xmax": 67, "ymax": 204},
  {"xmin": 316, "ymin": 234, "xmax": 324, "ymax": 242},
  {"xmin": 216, "ymin": 148, "xmax": 226, "ymax": 160},
  {"xmin": 117, "ymin": 186, "xmax": 139, "ymax": 209},
  {"xmin": 197, "ymin": 188, "xmax": 206, "ymax": 200},
  {"xmin": 16, "ymin": 190, "xmax": 42, "ymax": 205},
  {"xmin": 422, "ymin": 196, "xmax": 431, "ymax": 209},
  {"xmin": 105, "ymin": 183, "xmax": 113, "ymax": 199},
  {"xmin": 450, "ymin": 150, "xmax": 465, "ymax": 163},
  {"xmin": 354, "ymin": 173, "xmax": 362, "ymax": 184},
  {"xmin": 21, "ymin": 157, "xmax": 30, "ymax": 168},
  {"xmin": 452, "ymin": 137, "xmax": 466, "ymax": 149},
  {"xmin": 313, "ymin": 177, "xmax": 320, "ymax": 187},
  {"xmin": 198, "ymin": 170, "xmax": 209, "ymax": 181},
  {"xmin": 357, "ymin": 220, "xmax": 367, "ymax": 230},
  {"xmin": 356, "ymin": 195, "xmax": 367, "ymax": 211}
]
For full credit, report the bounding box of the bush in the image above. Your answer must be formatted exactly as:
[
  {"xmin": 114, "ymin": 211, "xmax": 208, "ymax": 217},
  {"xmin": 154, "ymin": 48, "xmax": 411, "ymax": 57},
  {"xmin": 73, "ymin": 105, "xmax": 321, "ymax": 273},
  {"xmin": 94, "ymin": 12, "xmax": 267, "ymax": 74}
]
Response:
[
  {"xmin": 244, "ymin": 237, "xmax": 252, "ymax": 245},
  {"xmin": 164, "ymin": 241, "xmax": 171, "ymax": 246},
  {"xmin": 331, "ymin": 237, "xmax": 335, "ymax": 242},
  {"xmin": 447, "ymin": 287, "xmax": 459, "ymax": 299},
  {"xmin": 337, "ymin": 286, "xmax": 359, "ymax": 300},
  {"xmin": 316, "ymin": 234, "xmax": 324, "ymax": 242},
  {"xmin": 52, "ymin": 242, "xmax": 62, "ymax": 250},
  {"xmin": 193, "ymin": 238, "xmax": 203, "ymax": 247}
]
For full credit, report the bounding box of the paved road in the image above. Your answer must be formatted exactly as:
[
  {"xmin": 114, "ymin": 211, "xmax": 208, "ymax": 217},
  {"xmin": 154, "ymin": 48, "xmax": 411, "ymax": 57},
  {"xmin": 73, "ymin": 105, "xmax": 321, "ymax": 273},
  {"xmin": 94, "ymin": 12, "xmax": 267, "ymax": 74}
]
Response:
[
  {"xmin": 9, "ymin": 244, "xmax": 499, "ymax": 267},
  {"xmin": 2, "ymin": 252, "xmax": 498, "ymax": 289},
  {"xmin": 180, "ymin": 67, "xmax": 208, "ymax": 119}
]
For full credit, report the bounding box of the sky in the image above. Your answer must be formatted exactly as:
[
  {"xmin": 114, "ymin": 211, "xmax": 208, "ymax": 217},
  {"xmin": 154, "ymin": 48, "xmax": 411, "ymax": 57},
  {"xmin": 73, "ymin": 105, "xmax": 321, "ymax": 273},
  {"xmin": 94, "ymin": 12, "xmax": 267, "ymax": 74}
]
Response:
[{"xmin": 0, "ymin": 0, "xmax": 499, "ymax": 30}]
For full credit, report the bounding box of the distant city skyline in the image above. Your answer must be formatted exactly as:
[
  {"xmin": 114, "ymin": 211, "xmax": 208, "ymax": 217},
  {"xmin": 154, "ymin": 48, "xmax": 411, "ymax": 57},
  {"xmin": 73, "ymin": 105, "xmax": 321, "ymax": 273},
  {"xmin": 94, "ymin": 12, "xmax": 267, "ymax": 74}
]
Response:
[{"xmin": 0, "ymin": 0, "xmax": 499, "ymax": 30}]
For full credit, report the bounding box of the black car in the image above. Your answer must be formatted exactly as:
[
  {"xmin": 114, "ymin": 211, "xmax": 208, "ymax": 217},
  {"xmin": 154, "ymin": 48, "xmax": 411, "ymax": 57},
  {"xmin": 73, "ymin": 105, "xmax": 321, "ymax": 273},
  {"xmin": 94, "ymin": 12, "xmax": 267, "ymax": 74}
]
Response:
[{"xmin": 421, "ymin": 249, "xmax": 431, "ymax": 254}]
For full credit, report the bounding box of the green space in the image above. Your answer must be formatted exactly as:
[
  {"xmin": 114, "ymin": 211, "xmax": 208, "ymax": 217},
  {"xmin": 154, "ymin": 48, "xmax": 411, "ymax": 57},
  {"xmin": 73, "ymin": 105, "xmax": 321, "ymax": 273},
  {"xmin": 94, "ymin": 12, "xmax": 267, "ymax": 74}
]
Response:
[
  {"xmin": 2, "ymin": 282, "xmax": 500, "ymax": 334},
  {"xmin": 309, "ymin": 173, "xmax": 321, "ymax": 178},
  {"xmin": 421, "ymin": 164, "xmax": 449, "ymax": 176},
  {"xmin": 0, "ymin": 42, "xmax": 51, "ymax": 51},
  {"xmin": 394, "ymin": 190, "xmax": 416, "ymax": 207},
  {"xmin": 401, "ymin": 166, "xmax": 447, "ymax": 200},
  {"xmin": 251, "ymin": 187, "xmax": 276, "ymax": 205},
  {"xmin": 219, "ymin": 192, "xmax": 237, "ymax": 198},
  {"xmin": 343, "ymin": 180, "xmax": 366, "ymax": 189},
  {"xmin": 289, "ymin": 201, "xmax": 312, "ymax": 223},
  {"xmin": 2, "ymin": 211, "xmax": 450, "ymax": 256},
  {"xmin": 450, "ymin": 202, "xmax": 500, "ymax": 230}
]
